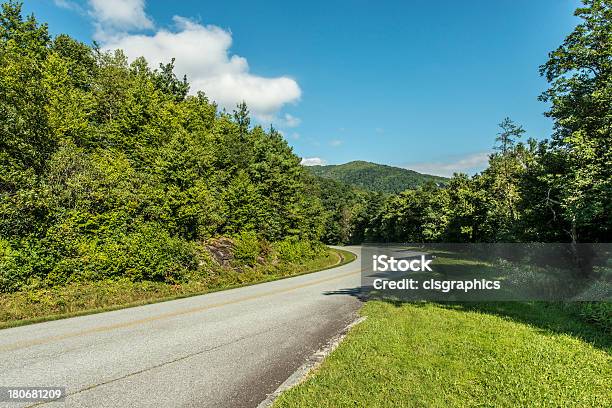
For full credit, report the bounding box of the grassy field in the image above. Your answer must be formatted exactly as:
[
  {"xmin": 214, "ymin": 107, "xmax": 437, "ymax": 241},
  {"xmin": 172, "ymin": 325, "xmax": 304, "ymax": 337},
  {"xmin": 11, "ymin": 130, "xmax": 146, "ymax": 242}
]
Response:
[
  {"xmin": 274, "ymin": 251, "xmax": 611, "ymax": 408},
  {"xmin": 0, "ymin": 247, "xmax": 355, "ymax": 330}
]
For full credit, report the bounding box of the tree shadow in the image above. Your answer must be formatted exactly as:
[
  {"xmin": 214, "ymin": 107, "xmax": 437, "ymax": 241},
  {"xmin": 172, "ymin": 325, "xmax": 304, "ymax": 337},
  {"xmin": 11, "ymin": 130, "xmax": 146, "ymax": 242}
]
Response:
[
  {"xmin": 323, "ymin": 286, "xmax": 611, "ymax": 352},
  {"xmin": 323, "ymin": 286, "xmax": 369, "ymax": 301},
  {"xmin": 432, "ymin": 301, "xmax": 611, "ymax": 351}
]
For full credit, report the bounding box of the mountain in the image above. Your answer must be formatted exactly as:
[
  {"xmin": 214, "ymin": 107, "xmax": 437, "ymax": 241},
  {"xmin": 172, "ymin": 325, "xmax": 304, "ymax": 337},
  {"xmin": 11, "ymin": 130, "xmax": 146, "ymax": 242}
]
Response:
[{"xmin": 307, "ymin": 161, "xmax": 446, "ymax": 194}]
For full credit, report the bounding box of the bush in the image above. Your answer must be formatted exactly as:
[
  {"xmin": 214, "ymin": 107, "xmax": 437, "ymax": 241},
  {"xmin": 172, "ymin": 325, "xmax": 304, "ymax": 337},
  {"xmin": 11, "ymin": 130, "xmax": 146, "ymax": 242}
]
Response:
[
  {"xmin": 0, "ymin": 238, "xmax": 53, "ymax": 293},
  {"xmin": 273, "ymin": 238, "xmax": 327, "ymax": 263},
  {"xmin": 569, "ymin": 301, "xmax": 612, "ymax": 333},
  {"xmin": 232, "ymin": 231, "xmax": 261, "ymax": 266},
  {"xmin": 42, "ymin": 222, "xmax": 197, "ymax": 286},
  {"xmin": 0, "ymin": 240, "xmax": 24, "ymax": 292}
]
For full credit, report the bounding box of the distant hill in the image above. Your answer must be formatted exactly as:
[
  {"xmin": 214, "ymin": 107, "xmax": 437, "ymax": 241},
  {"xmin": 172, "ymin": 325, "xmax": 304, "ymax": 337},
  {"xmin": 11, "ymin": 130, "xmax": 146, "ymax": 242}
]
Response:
[{"xmin": 307, "ymin": 161, "xmax": 446, "ymax": 194}]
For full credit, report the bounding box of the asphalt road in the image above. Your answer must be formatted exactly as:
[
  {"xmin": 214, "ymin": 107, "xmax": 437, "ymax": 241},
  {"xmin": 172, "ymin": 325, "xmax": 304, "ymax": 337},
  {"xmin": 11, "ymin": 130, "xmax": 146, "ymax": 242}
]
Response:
[{"xmin": 0, "ymin": 247, "xmax": 362, "ymax": 408}]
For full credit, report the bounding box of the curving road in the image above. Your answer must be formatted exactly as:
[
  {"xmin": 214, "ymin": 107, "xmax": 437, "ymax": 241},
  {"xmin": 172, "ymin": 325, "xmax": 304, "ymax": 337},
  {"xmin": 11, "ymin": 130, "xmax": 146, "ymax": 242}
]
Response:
[{"xmin": 0, "ymin": 247, "xmax": 362, "ymax": 408}]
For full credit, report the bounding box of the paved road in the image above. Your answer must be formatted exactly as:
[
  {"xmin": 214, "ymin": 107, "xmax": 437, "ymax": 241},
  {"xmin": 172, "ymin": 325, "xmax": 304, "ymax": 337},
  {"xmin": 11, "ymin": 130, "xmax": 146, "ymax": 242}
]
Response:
[{"xmin": 0, "ymin": 247, "xmax": 362, "ymax": 408}]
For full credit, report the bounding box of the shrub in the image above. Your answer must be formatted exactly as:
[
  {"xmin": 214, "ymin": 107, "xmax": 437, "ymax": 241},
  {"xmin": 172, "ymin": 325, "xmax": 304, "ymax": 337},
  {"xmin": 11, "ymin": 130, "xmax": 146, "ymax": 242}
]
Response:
[
  {"xmin": 569, "ymin": 301, "xmax": 612, "ymax": 333},
  {"xmin": 44, "ymin": 222, "xmax": 197, "ymax": 285},
  {"xmin": 232, "ymin": 231, "xmax": 261, "ymax": 266},
  {"xmin": 0, "ymin": 240, "xmax": 24, "ymax": 292},
  {"xmin": 118, "ymin": 223, "xmax": 197, "ymax": 283},
  {"xmin": 273, "ymin": 238, "xmax": 326, "ymax": 263}
]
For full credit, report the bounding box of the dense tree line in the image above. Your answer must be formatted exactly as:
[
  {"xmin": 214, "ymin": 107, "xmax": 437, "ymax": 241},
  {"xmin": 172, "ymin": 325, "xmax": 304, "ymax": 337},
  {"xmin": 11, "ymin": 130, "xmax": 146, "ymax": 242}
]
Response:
[
  {"xmin": 321, "ymin": 0, "xmax": 610, "ymax": 246},
  {"xmin": 0, "ymin": 2, "xmax": 324, "ymax": 292},
  {"xmin": 0, "ymin": 0, "xmax": 609, "ymax": 293}
]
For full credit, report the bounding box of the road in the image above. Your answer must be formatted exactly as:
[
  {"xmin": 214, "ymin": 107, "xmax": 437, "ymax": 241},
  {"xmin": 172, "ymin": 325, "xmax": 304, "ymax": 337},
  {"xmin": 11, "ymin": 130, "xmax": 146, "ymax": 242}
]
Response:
[{"xmin": 0, "ymin": 247, "xmax": 362, "ymax": 408}]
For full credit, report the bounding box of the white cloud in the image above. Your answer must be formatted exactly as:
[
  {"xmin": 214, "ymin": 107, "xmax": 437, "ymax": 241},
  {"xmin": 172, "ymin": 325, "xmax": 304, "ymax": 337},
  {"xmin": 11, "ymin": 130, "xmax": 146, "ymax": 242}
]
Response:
[
  {"xmin": 282, "ymin": 113, "xmax": 301, "ymax": 128},
  {"xmin": 98, "ymin": 13, "xmax": 301, "ymax": 119},
  {"xmin": 89, "ymin": 0, "xmax": 153, "ymax": 40},
  {"xmin": 329, "ymin": 139, "xmax": 342, "ymax": 147},
  {"xmin": 404, "ymin": 152, "xmax": 490, "ymax": 177},
  {"xmin": 301, "ymin": 157, "xmax": 326, "ymax": 166},
  {"xmin": 54, "ymin": 0, "xmax": 83, "ymax": 12}
]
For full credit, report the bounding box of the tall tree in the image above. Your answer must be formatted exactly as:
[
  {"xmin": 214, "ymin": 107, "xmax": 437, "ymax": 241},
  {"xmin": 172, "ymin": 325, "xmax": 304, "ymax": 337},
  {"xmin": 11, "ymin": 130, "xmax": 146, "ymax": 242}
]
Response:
[
  {"xmin": 495, "ymin": 117, "xmax": 524, "ymax": 156},
  {"xmin": 538, "ymin": 0, "xmax": 612, "ymax": 242},
  {"xmin": 0, "ymin": 1, "xmax": 51, "ymax": 188},
  {"xmin": 490, "ymin": 118, "xmax": 526, "ymax": 232},
  {"xmin": 233, "ymin": 101, "xmax": 250, "ymax": 138},
  {"xmin": 153, "ymin": 58, "xmax": 189, "ymax": 102}
]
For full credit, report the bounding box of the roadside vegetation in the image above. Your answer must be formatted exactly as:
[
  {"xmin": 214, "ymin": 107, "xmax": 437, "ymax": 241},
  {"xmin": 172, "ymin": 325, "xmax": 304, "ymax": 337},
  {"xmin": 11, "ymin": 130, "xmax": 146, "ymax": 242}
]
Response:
[
  {"xmin": 275, "ymin": 243, "xmax": 610, "ymax": 407},
  {"xmin": 275, "ymin": 249, "xmax": 610, "ymax": 407},
  {"xmin": 0, "ymin": 2, "xmax": 332, "ymax": 299},
  {"xmin": 274, "ymin": 300, "xmax": 611, "ymax": 408},
  {"xmin": 0, "ymin": 246, "xmax": 355, "ymax": 329}
]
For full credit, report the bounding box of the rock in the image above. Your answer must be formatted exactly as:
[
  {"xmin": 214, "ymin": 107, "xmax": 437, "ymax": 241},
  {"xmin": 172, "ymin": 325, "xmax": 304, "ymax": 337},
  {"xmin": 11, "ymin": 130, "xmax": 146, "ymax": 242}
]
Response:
[{"xmin": 205, "ymin": 237, "xmax": 235, "ymax": 267}]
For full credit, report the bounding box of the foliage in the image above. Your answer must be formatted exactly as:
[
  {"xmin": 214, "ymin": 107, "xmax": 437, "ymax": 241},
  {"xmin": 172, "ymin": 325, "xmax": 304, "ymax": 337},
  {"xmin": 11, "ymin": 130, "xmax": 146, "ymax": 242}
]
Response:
[
  {"xmin": 0, "ymin": 248, "xmax": 349, "ymax": 327},
  {"xmin": 0, "ymin": 2, "xmax": 324, "ymax": 292},
  {"xmin": 309, "ymin": 175, "xmax": 383, "ymax": 244},
  {"xmin": 569, "ymin": 301, "xmax": 612, "ymax": 332},
  {"xmin": 232, "ymin": 231, "xmax": 261, "ymax": 266},
  {"xmin": 273, "ymin": 238, "xmax": 327, "ymax": 263},
  {"xmin": 537, "ymin": 0, "xmax": 612, "ymax": 243}
]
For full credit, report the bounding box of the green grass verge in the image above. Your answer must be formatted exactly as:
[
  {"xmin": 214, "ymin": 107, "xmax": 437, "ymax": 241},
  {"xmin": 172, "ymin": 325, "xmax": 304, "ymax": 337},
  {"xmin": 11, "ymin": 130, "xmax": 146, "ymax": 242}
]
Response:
[
  {"xmin": 274, "ymin": 252, "xmax": 611, "ymax": 408},
  {"xmin": 274, "ymin": 301, "xmax": 611, "ymax": 408},
  {"xmin": 0, "ymin": 247, "xmax": 356, "ymax": 330}
]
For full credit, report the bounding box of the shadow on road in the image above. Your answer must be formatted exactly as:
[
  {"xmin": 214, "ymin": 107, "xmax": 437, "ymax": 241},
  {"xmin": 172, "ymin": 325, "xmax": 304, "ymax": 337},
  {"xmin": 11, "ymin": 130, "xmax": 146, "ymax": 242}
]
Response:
[{"xmin": 322, "ymin": 287, "xmax": 365, "ymax": 299}]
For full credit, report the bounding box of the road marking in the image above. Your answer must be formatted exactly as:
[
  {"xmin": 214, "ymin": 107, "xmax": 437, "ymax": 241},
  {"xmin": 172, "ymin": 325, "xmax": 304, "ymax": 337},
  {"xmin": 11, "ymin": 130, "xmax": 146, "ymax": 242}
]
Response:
[{"xmin": 0, "ymin": 269, "xmax": 361, "ymax": 353}]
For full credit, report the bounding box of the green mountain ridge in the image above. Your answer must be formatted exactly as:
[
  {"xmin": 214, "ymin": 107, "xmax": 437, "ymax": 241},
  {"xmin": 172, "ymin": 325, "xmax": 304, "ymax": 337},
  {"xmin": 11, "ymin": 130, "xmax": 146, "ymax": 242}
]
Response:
[{"xmin": 307, "ymin": 161, "xmax": 447, "ymax": 194}]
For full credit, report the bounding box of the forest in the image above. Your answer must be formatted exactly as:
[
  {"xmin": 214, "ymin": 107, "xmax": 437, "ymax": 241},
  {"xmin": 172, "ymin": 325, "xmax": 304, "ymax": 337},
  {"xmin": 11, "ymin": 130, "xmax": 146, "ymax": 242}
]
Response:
[
  {"xmin": 0, "ymin": 1, "xmax": 330, "ymax": 294},
  {"xmin": 308, "ymin": 160, "xmax": 447, "ymax": 194},
  {"xmin": 0, "ymin": 0, "xmax": 610, "ymax": 296}
]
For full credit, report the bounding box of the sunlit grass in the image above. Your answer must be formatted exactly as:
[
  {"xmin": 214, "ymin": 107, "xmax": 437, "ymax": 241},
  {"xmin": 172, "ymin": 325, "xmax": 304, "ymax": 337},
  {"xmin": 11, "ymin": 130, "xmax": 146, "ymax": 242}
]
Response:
[{"xmin": 275, "ymin": 301, "xmax": 610, "ymax": 407}]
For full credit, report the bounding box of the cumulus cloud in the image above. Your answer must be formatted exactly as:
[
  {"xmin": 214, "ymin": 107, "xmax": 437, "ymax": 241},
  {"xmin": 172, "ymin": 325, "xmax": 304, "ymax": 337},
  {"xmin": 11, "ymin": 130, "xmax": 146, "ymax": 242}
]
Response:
[
  {"xmin": 52, "ymin": 1, "xmax": 302, "ymax": 119},
  {"xmin": 88, "ymin": 0, "xmax": 153, "ymax": 41},
  {"xmin": 404, "ymin": 152, "xmax": 490, "ymax": 177},
  {"xmin": 84, "ymin": 1, "xmax": 301, "ymax": 120},
  {"xmin": 301, "ymin": 157, "xmax": 326, "ymax": 166}
]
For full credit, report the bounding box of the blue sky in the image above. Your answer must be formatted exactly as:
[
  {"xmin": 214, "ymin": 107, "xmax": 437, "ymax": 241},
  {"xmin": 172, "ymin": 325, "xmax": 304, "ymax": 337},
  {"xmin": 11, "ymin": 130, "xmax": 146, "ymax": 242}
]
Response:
[{"xmin": 25, "ymin": 0, "xmax": 580, "ymax": 176}]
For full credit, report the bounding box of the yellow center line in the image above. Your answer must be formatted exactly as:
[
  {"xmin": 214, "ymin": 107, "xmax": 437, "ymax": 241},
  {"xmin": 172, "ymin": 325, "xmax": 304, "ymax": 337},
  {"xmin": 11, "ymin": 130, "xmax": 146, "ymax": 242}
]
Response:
[{"xmin": 1, "ymin": 269, "xmax": 361, "ymax": 353}]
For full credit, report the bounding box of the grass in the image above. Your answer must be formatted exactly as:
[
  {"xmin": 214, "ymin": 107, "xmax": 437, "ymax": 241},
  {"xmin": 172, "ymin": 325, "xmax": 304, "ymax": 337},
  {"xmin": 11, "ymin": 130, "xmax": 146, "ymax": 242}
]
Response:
[
  {"xmin": 274, "ymin": 301, "xmax": 611, "ymax": 408},
  {"xmin": 274, "ymin": 251, "xmax": 611, "ymax": 408},
  {"xmin": 0, "ymin": 247, "xmax": 356, "ymax": 330}
]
